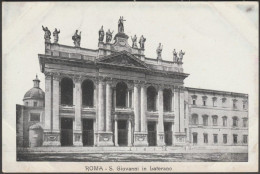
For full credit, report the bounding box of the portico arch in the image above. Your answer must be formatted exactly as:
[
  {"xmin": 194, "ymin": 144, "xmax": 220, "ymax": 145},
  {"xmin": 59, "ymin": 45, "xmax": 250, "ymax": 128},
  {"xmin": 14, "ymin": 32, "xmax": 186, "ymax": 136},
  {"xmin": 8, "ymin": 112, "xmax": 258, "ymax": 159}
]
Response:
[
  {"xmin": 147, "ymin": 86, "xmax": 157, "ymax": 111},
  {"xmin": 82, "ymin": 79, "xmax": 94, "ymax": 107},
  {"xmin": 60, "ymin": 77, "xmax": 73, "ymax": 105},
  {"xmin": 116, "ymin": 81, "xmax": 128, "ymax": 108}
]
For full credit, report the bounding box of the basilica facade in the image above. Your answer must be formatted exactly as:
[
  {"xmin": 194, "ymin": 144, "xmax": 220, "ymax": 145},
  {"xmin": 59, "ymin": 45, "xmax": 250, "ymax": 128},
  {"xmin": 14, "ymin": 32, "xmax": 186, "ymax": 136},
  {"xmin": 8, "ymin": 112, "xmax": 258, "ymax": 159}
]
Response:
[{"xmin": 16, "ymin": 18, "xmax": 248, "ymax": 148}]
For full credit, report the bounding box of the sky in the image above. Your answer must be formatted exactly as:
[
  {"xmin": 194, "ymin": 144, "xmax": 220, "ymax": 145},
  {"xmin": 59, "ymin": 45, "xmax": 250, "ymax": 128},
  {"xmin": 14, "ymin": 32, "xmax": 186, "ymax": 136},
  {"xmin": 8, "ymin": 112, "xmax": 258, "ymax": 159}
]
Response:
[{"xmin": 2, "ymin": 2, "xmax": 258, "ymax": 106}]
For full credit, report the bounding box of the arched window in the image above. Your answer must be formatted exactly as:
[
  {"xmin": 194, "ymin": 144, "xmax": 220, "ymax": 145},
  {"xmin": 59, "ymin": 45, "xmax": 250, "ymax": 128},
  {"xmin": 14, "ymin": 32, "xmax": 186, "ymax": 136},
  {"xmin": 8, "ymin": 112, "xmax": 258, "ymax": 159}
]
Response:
[
  {"xmin": 232, "ymin": 116, "xmax": 238, "ymax": 127},
  {"xmin": 116, "ymin": 82, "xmax": 128, "ymax": 108},
  {"xmin": 82, "ymin": 80, "xmax": 94, "ymax": 107},
  {"xmin": 202, "ymin": 115, "xmax": 208, "ymax": 126},
  {"xmin": 61, "ymin": 77, "xmax": 73, "ymax": 105},
  {"xmin": 222, "ymin": 116, "xmax": 227, "ymax": 127},
  {"xmin": 191, "ymin": 114, "xmax": 198, "ymax": 125},
  {"xmin": 212, "ymin": 115, "xmax": 218, "ymax": 126},
  {"xmin": 147, "ymin": 86, "xmax": 157, "ymax": 111},
  {"xmin": 163, "ymin": 89, "xmax": 172, "ymax": 112}
]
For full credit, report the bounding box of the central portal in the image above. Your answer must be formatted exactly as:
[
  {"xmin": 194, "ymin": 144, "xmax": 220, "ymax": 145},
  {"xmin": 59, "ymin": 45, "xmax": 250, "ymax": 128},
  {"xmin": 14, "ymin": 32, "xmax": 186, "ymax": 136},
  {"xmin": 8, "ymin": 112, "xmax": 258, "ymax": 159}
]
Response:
[
  {"xmin": 118, "ymin": 120, "xmax": 128, "ymax": 146},
  {"xmin": 82, "ymin": 119, "xmax": 94, "ymax": 146},
  {"xmin": 148, "ymin": 121, "xmax": 157, "ymax": 146},
  {"xmin": 60, "ymin": 118, "xmax": 73, "ymax": 146}
]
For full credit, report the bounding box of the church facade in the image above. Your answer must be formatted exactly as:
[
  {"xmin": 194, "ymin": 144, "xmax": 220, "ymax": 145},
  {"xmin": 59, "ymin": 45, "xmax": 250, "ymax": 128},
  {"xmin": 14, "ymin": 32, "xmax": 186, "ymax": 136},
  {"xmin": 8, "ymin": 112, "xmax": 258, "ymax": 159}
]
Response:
[{"xmin": 16, "ymin": 18, "xmax": 248, "ymax": 148}]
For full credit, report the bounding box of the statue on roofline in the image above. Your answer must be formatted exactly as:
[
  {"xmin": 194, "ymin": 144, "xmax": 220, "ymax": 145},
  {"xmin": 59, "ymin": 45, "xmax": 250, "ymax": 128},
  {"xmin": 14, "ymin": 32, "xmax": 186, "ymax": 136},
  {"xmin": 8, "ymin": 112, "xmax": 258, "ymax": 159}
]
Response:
[
  {"xmin": 173, "ymin": 49, "xmax": 178, "ymax": 62},
  {"xmin": 139, "ymin": 35, "xmax": 146, "ymax": 49},
  {"xmin": 72, "ymin": 30, "xmax": 81, "ymax": 47},
  {"xmin": 179, "ymin": 50, "xmax": 185, "ymax": 62},
  {"xmin": 42, "ymin": 26, "xmax": 51, "ymax": 43},
  {"xmin": 131, "ymin": 35, "xmax": 138, "ymax": 48},
  {"xmin": 98, "ymin": 26, "xmax": 105, "ymax": 42},
  {"xmin": 118, "ymin": 16, "xmax": 126, "ymax": 33},
  {"xmin": 106, "ymin": 29, "xmax": 113, "ymax": 43},
  {"xmin": 156, "ymin": 43, "xmax": 163, "ymax": 60},
  {"xmin": 53, "ymin": 28, "xmax": 60, "ymax": 44}
]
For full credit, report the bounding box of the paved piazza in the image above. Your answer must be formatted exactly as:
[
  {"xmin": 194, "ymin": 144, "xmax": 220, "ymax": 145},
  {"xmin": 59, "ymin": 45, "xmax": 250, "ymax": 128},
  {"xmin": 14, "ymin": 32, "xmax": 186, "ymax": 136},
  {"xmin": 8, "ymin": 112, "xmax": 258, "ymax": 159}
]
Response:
[{"xmin": 17, "ymin": 152, "xmax": 247, "ymax": 162}]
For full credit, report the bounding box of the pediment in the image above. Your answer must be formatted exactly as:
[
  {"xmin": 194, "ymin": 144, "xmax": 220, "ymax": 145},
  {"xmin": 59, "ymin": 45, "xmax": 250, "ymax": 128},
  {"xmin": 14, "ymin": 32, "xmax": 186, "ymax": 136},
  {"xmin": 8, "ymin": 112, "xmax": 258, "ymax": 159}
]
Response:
[{"xmin": 97, "ymin": 51, "xmax": 148, "ymax": 69}]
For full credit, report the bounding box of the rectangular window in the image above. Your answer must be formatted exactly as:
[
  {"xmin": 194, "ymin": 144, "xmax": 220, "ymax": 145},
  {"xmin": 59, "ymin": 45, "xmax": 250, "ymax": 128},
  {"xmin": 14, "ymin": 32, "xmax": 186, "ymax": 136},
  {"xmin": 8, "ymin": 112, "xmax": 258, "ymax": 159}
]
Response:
[
  {"xmin": 233, "ymin": 118, "xmax": 238, "ymax": 127},
  {"xmin": 223, "ymin": 134, "xmax": 227, "ymax": 144},
  {"xmin": 213, "ymin": 117, "xmax": 218, "ymax": 126},
  {"xmin": 233, "ymin": 134, "xmax": 238, "ymax": 144},
  {"xmin": 203, "ymin": 100, "xmax": 206, "ymax": 106},
  {"xmin": 192, "ymin": 99, "xmax": 196, "ymax": 105},
  {"xmin": 213, "ymin": 134, "xmax": 218, "ymax": 144},
  {"xmin": 243, "ymin": 119, "xmax": 248, "ymax": 127},
  {"xmin": 33, "ymin": 102, "xmax": 37, "ymax": 107},
  {"xmin": 243, "ymin": 135, "xmax": 248, "ymax": 144},
  {"xmin": 203, "ymin": 117, "xmax": 208, "ymax": 126},
  {"xmin": 204, "ymin": 133, "xmax": 208, "ymax": 143},
  {"xmin": 193, "ymin": 133, "xmax": 197, "ymax": 144},
  {"xmin": 223, "ymin": 117, "xmax": 227, "ymax": 127},
  {"xmin": 30, "ymin": 113, "xmax": 40, "ymax": 122}
]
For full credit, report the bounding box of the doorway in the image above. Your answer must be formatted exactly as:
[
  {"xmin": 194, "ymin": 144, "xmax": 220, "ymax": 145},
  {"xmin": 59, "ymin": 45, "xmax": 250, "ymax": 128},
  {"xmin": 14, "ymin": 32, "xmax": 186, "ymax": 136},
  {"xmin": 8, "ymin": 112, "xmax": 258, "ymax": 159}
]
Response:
[
  {"xmin": 60, "ymin": 118, "xmax": 73, "ymax": 146},
  {"xmin": 118, "ymin": 120, "xmax": 128, "ymax": 146},
  {"xmin": 82, "ymin": 119, "xmax": 94, "ymax": 146},
  {"xmin": 148, "ymin": 121, "xmax": 157, "ymax": 146},
  {"xmin": 164, "ymin": 122, "xmax": 172, "ymax": 146}
]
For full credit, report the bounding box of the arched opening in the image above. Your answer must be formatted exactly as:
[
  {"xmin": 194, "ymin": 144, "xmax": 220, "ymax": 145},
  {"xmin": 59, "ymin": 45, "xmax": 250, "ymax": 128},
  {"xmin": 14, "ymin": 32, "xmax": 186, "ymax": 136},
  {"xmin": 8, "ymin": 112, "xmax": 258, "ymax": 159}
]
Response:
[
  {"xmin": 61, "ymin": 77, "xmax": 73, "ymax": 105},
  {"xmin": 163, "ymin": 89, "xmax": 172, "ymax": 112},
  {"xmin": 147, "ymin": 86, "xmax": 157, "ymax": 111},
  {"xmin": 82, "ymin": 79, "xmax": 94, "ymax": 107},
  {"xmin": 202, "ymin": 115, "xmax": 208, "ymax": 126},
  {"xmin": 116, "ymin": 82, "xmax": 128, "ymax": 108}
]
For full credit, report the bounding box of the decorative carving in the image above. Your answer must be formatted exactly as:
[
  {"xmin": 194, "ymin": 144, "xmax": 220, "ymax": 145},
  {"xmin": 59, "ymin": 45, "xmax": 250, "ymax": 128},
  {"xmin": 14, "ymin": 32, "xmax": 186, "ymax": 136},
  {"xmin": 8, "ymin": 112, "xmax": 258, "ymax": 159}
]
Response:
[
  {"xmin": 98, "ymin": 26, "xmax": 104, "ymax": 42},
  {"xmin": 139, "ymin": 35, "xmax": 146, "ymax": 49},
  {"xmin": 52, "ymin": 72, "xmax": 61, "ymax": 81},
  {"xmin": 73, "ymin": 75, "xmax": 83, "ymax": 83},
  {"xmin": 118, "ymin": 16, "xmax": 126, "ymax": 33},
  {"xmin": 42, "ymin": 26, "xmax": 51, "ymax": 43},
  {"xmin": 72, "ymin": 30, "xmax": 81, "ymax": 47},
  {"xmin": 101, "ymin": 54, "xmax": 146, "ymax": 68},
  {"xmin": 106, "ymin": 29, "xmax": 114, "ymax": 43},
  {"xmin": 156, "ymin": 43, "xmax": 163, "ymax": 60},
  {"xmin": 131, "ymin": 35, "xmax": 138, "ymax": 48},
  {"xmin": 53, "ymin": 28, "xmax": 60, "ymax": 44},
  {"xmin": 44, "ymin": 72, "xmax": 52, "ymax": 80}
]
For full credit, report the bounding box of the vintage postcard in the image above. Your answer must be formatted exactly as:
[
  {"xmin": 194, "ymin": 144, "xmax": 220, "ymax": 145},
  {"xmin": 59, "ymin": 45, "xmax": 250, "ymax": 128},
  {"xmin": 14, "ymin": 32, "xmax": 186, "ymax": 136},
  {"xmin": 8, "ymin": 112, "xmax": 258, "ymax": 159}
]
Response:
[{"xmin": 2, "ymin": 1, "xmax": 259, "ymax": 173}]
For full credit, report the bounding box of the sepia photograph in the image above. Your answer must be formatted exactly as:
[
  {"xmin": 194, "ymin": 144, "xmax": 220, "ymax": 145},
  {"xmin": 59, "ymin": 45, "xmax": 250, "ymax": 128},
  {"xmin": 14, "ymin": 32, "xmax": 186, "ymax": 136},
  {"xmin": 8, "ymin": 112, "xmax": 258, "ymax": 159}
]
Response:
[{"xmin": 2, "ymin": 1, "xmax": 258, "ymax": 173}]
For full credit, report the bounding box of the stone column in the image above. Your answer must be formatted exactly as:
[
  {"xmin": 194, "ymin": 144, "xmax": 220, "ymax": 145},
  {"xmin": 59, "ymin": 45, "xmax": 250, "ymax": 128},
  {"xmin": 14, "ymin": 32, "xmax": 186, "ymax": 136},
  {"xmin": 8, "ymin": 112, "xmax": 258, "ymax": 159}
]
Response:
[
  {"xmin": 140, "ymin": 84, "xmax": 147, "ymax": 132},
  {"xmin": 171, "ymin": 90, "xmax": 175, "ymax": 112},
  {"xmin": 106, "ymin": 81, "xmax": 112, "ymax": 132},
  {"xmin": 157, "ymin": 86, "xmax": 165, "ymax": 146},
  {"xmin": 98, "ymin": 79, "xmax": 105, "ymax": 131},
  {"xmin": 128, "ymin": 119, "xmax": 132, "ymax": 146},
  {"xmin": 134, "ymin": 84, "xmax": 140, "ymax": 132},
  {"xmin": 173, "ymin": 87, "xmax": 180, "ymax": 133},
  {"xmin": 73, "ymin": 76, "xmax": 83, "ymax": 146},
  {"xmin": 179, "ymin": 87, "xmax": 185, "ymax": 132},
  {"xmin": 171, "ymin": 122, "xmax": 174, "ymax": 146},
  {"xmin": 114, "ymin": 117, "xmax": 118, "ymax": 146}
]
